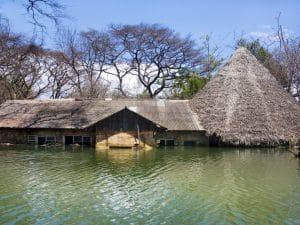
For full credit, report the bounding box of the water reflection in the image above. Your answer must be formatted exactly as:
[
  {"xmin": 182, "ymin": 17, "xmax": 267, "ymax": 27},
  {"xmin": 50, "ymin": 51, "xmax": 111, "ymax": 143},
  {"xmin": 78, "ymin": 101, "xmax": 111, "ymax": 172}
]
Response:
[
  {"xmin": 0, "ymin": 146, "xmax": 299, "ymax": 224},
  {"xmin": 94, "ymin": 148, "xmax": 155, "ymax": 165}
]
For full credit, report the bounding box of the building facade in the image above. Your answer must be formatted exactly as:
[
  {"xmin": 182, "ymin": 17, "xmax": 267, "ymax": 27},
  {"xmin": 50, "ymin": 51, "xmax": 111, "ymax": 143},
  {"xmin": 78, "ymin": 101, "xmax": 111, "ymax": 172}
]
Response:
[{"xmin": 0, "ymin": 99, "xmax": 208, "ymax": 149}]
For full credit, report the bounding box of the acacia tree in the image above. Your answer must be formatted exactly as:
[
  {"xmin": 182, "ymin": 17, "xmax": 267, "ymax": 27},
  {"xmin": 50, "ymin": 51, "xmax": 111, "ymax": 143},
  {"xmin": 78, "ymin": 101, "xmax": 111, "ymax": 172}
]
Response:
[
  {"xmin": 111, "ymin": 24, "xmax": 205, "ymax": 98},
  {"xmin": 0, "ymin": 32, "xmax": 23, "ymax": 102},
  {"xmin": 105, "ymin": 26, "xmax": 135, "ymax": 97},
  {"xmin": 0, "ymin": 17, "xmax": 56, "ymax": 103},
  {"xmin": 24, "ymin": 0, "xmax": 65, "ymax": 26},
  {"xmin": 273, "ymin": 15, "xmax": 300, "ymax": 99},
  {"xmin": 14, "ymin": 45, "xmax": 50, "ymax": 99},
  {"xmin": 0, "ymin": 38, "xmax": 50, "ymax": 102},
  {"xmin": 43, "ymin": 50, "xmax": 72, "ymax": 98},
  {"xmin": 59, "ymin": 29, "xmax": 112, "ymax": 98}
]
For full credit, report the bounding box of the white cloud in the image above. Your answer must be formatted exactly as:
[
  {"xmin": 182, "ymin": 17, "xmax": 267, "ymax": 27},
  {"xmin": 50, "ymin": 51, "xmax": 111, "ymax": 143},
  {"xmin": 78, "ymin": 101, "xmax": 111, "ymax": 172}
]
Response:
[
  {"xmin": 248, "ymin": 31, "xmax": 270, "ymax": 39},
  {"xmin": 247, "ymin": 23, "xmax": 295, "ymax": 43}
]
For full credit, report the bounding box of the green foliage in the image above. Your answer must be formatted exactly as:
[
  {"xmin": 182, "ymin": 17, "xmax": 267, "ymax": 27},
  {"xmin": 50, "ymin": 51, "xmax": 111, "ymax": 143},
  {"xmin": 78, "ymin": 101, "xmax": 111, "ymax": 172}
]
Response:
[
  {"xmin": 237, "ymin": 38, "xmax": 289, "ymax": 87},
  {"xmin": 237, "ymin": 39, "xmax": 271, "ymax": 63},
  {"xmin": 172, "ymin": 71, "xmax": 209, "ymax": 99},
  {"xmin": 136, "ymin": 90, "xmax": 151, "ymax": 99}
]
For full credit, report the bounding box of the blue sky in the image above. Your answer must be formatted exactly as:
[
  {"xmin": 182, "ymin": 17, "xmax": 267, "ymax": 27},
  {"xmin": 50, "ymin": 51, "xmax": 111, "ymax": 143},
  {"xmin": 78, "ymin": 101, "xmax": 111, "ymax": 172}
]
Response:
[{"xmin": 0, "ymin": 0, "xmax": 299, "ymax": 56}]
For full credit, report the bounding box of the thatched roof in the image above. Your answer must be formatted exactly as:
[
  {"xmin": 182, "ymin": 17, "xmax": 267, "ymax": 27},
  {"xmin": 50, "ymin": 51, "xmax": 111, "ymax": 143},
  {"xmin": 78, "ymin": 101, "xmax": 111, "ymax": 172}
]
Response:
[
  {"xmin": 190, "ymin": 47, "xmax": 300, "ymax": 146},
  {"xmin": 0, "ymin": 99, "xmax": 203, "ymax": 131}
]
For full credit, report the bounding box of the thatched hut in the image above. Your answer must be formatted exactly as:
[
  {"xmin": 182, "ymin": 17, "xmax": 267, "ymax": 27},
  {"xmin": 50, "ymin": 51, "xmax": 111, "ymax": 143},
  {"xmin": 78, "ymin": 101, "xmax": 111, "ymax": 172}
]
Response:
[
  {"xmin": 190, "ymin": 47, "xmax": 300, "ymax": 147},
  {"xmin": 0, "ymin": 47, "xmax": 299, "ymax": 149}
]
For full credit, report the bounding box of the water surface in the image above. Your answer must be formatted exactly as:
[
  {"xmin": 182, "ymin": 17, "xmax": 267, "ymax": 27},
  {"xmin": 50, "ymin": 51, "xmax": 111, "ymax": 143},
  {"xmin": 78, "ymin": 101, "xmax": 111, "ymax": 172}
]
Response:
[{"xmin": 0, "ymin": 146, "xmax": 299, "ymax": 224}]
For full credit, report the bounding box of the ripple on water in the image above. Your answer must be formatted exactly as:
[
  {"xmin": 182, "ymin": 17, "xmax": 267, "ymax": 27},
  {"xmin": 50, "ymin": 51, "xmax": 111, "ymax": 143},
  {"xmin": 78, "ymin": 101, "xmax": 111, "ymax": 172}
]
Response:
[{"xmin": 0, "ymin": 147, "xmax": 299, "ymax": 224}]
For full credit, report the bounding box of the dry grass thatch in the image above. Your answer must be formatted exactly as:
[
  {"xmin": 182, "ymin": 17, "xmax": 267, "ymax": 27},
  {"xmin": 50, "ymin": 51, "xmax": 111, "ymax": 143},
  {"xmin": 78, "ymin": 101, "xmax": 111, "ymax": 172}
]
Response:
[
  {"xmin": 0, "ymin": 99, "xmax": 203, "ymax": 131},
  {"xmin": 190, "ymin": 47, "xmax": 300, "ymax": 147}
]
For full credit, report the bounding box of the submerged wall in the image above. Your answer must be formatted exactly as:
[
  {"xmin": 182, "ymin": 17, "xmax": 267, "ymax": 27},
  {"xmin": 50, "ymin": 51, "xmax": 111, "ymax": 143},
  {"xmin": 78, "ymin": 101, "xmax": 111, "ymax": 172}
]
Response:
[
  {"xmin": 155, "ymin": 131, "xmax": 208, "ymax": 146},
  {"xmin": 0, "ymin": 128, "xmax": 94, "ymax": 145},
  {"xmin": 0, "ymin": 129, "xmax": 208, "ymax": 149},
  {"xmin": 96, "ymin": 131, "xmax": 155, "ymax": 150}
]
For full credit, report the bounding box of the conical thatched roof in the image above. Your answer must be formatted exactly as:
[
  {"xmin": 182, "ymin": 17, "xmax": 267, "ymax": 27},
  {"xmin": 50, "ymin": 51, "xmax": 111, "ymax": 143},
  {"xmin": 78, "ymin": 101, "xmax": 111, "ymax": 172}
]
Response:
[{"xmin": 190, "ymin": 47, "xmax": 300, "ymax": 147}]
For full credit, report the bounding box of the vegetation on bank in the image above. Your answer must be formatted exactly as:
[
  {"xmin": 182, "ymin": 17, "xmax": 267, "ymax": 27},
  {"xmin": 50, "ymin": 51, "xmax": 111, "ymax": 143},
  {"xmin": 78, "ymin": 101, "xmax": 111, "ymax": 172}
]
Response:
[{"xmin": 0, "ymin": 1, "xmax": 299, "ymax": 103}]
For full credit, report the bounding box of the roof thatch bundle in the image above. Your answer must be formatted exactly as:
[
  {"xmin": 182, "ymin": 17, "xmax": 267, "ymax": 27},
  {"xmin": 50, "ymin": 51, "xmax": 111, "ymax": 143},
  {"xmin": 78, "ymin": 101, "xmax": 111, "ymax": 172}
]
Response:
[
  {"xmin": 190, "ymin": 47, "xmax": 300, "ymax": 147},
  {"xmin": 0, "ymin": 99, "xmax": 203, "ymax": 131}
]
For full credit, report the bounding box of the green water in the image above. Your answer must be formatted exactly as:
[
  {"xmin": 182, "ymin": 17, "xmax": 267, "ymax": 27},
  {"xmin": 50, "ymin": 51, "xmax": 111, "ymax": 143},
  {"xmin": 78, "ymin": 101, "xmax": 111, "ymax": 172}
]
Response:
[{"xmin": 0, "ymin": 146, "xmax": 299, "ymax": 225}]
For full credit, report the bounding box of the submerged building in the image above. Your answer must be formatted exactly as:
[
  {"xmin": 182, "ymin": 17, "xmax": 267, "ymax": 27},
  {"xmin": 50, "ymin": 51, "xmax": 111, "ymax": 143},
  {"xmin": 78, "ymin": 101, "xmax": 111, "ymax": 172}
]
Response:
[
  {"xmin": 0, "ymin": 47, "xmax": 299, "ymax": 148},
  {"xmin": 0, "ymin": 99, "xmax": 207, "ymax": 149},
  {"xmin": 191, "ymin": 47, "xmax": 300, "ymax": 147}
]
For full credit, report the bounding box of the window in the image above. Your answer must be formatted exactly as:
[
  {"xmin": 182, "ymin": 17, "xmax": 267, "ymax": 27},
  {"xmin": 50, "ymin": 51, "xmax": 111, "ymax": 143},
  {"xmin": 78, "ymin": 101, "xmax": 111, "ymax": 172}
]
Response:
[
  {"xmin": 38, "ymin": 136, "xmax": 46, "ymax": 145},
  {"xmin": 74, "ymin": 136, "xmax": 82, "ymax": 144},
  {"xmin": 83, "ymin": 136, "xmax": 92, "ymax": 146},
  {"xmin": 46, "ymin": 136, "xmax": 56, "ymax": 144},
  {"xmin": 159, "ymin": 139, "xmax": 175, "ymax": 146},
  {"xmin": 64, "ymin": 136, "xmax": 92, "ymax": 146},
  {"xmin": 28, "ymin": 135, "xmax": 37, "ymax": 144},
  {"xmin": 65, "ymin": 136, "xmax": 74, "ymax": 145},
  {"xmin": 184, "ymin": 141, "xmax": 197, "ymax": 146},
  {"xmin": 28, "ymin": 136, "xmax": 56, "ymax": 145},
  {"xmin": 166, "ymin": 140, "xmax": 175, "ymax": 146}
]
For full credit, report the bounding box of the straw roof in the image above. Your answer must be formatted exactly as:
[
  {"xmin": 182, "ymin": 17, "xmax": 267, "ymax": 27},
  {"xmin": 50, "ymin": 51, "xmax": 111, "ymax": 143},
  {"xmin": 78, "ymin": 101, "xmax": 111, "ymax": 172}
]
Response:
[
  {"xmin": 190, "ymin": 47, "xmax": 300, "ymax": 147},
  {"xmin": 0, "ymin": 99, "xmax": 203, "ymax": 131}
]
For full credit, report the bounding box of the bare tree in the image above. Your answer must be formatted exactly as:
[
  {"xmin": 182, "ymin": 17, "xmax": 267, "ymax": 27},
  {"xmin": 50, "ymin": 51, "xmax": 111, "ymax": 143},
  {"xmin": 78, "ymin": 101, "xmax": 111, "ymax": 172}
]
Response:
[
  {"xmin": 0, "ymin": 18, "xmax": 52, "ymax": 103},
  {"xmin": 273, "ymin": 13, "xmax": 300, "ymax": 99},
  {"xmin": 200, "ymin": 34, "xmax": 223, "ymax": 77},
  {"xmin": 0, "ymin": 20, "xmax": 27, "ymax": 102},
  {"xmin": 10, "ymin": 44, "xmax": 51, "ymax": 99},
  {"xmin": 104, "ymin": 26, "xmax": 135, "ymax": 97},
  {"xmin": 57, "ymin": 29, "xmax": 83, "ymax": 95},
  {"xmin": 43, "ymin": 50, "xmax": 72, "ymax": 98},
  {"xmin": 59, "ymin": 29, "xmax": 111, "ymax": 98},
  {"xmin": 0, "ymin": 0, "xmax": 66, "ymax": 42},
  {"xmin": 0, "ymin": 42, "xmax": 50, "ymax": 101},
  {"xmin": 24, "ymin": 0, "xmax": 64, "ymax": 24},
  {"xmin": 111, "ymin": 24, "xmax": 205, "ymax": 98}
]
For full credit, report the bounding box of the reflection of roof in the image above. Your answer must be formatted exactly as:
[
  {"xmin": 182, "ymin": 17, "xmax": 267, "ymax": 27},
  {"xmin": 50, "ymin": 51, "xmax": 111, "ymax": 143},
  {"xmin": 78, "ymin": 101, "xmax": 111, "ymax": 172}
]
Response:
[
  {"xmin": 190, "ymin": 47, "xmax": 300, "ymax": 146},
  {"xmin": 0, "ymin": 99, "xmax": 203, "ymax": 131}
]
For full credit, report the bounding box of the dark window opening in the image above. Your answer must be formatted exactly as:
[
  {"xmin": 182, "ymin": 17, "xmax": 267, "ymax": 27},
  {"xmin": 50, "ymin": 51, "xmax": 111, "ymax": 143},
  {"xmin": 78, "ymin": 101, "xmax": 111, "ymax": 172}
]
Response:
[
  {"xmin": 209, "ymin": 133, "xmax": 220, "ymax": 146},
  {"xmin": 74, "ymin": 136, "xmax": 82, "ymax": 144},
  {"xmin": 166, "ymin": 140, "xmax": 175, "ymax": 146},
  {"xmin": 29, "ymin": 136, "xmax": 56, "ymax": 145},
  {"xmin": 65, "ymin": 136, "xmax": 74, "ymax": 145},
  {"xmin": 38, "ymin": 136, "xmax": 46, "ymax": 145},
  {"xmin": 159, "ymin": 139, "xmax": 175, "ymax": 146},
  {"xmin": 184, "ymin": 141, "xmax": 197, "ymax": 146},
  {"xmin": 65, "ymin": 136, "xmax": 92, "ymax": 146},
  {"xmin": 46, "ymin": 136, "xmax": 55, "ymax": 144},
  {"xmin": 159, "ymin": 140, "xmax": 165, "ymax": 146},
  {"xmin": 83, "ymin": 136, "xmax": 92, "ymax": 146}
]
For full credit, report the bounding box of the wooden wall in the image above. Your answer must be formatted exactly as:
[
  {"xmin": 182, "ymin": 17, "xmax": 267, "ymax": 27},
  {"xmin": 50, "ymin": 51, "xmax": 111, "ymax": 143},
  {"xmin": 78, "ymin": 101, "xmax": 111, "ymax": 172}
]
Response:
[
  {"xmin": 0, "ymin": 128, "xmax": 94, "ymax": 145},
  {"xmin": 96, "ymin": 108, "xmax": 161, "ymax": 132},
  {"xmin": 0, "ymin": 109, "xmax": 208, "ymax": 149},
  {"xmin": 95, "ymin": 108, "xmax": 163, "ymax": 150},
  {"xmin": 154, "ymin": 131, "xmax": 208, "ymax": 146}
]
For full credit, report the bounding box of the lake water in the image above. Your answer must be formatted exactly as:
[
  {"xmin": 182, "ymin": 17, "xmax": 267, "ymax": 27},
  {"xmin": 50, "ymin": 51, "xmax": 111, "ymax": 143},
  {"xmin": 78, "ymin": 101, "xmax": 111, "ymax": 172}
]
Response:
[{"xmin": 0, "ymin": 146, "xmax": 299, "ymax": 225}]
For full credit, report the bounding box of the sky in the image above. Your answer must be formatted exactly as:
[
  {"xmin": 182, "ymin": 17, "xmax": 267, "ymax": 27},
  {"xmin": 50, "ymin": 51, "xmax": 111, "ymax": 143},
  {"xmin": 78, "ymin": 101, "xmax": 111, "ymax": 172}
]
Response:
[{"xmin": 0, "ymin": 0, "xmax": 299, "ymax": 57}]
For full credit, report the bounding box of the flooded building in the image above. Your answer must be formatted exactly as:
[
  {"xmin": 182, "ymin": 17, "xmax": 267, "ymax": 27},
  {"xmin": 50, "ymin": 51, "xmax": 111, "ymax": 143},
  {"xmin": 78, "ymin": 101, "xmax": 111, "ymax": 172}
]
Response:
[
  {"xmin": 0, "ymin": 99, "xmax": 207, "ymax": 149},
  {"xmin": 191, "ymin": 47, "xmax": 300, "ymax": 147},
  {"xmin": 0, "ymin": 47, "xmax": 299, "ymax": 148}
]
